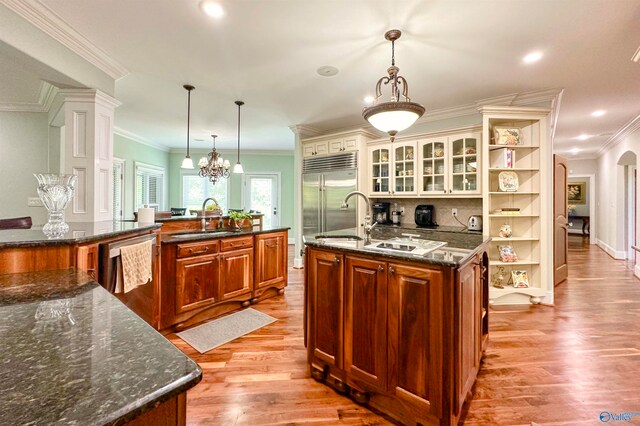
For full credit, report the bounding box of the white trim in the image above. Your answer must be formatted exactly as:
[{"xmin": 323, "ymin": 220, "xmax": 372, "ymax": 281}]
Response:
[
  {"xmin": 288, "ymin": 237, "xmax": 295, "ymax": 245},
  {"xmin": 289, "ymin": 124, "xmax": 323, "ymax": 138},
  {"xmin": 596, "ymin": 238, "xmax": 626, "ymax": 259},
  {"xmin": 112, "ymin": 157, "xmax": 125, "ymax": 221},
  {"xmin": 0, "ymin": 0, "xmax": 130, "ymax": 79},
  {"xmin": 301, "ymin": 128, "xmax": 379, "ymax": 143},
  {"xmin": 0, "ymin": 81, "xmax": 58, "ymax": 112},
  {"xmin": 168, "ymin": 147, "xmax": 293, "ymax": 156},
  {"xmin": 114, "ymin": 126, "xmax": 171, "ymax": 152},
  {"xmin": 634, "ymin": 264, "xmax": 640, "ymax": 279},
  {"xmin": 134, "ymin": 161, "xmax": 166, "ymax": 210},
  {"xmin": 632, "ymin": 45, "xmax": 640, "ymax": 63},
  {"xmin": 597, "ymin": 113, "xmax": 640, "ymax": 156}
]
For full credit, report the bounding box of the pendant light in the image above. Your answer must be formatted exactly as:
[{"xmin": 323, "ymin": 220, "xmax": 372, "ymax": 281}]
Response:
[
  {"xmin": 198, "ymin": 134, "xmax": 231, "ymax": 184},
  {"xmin": 233, "ymin": 100, "xmax": 244, "ymax": 174},
  {"xmin": 362, "ymin": 30, "xmax": 425, "ymax": 142},
  {"xmin": 181, "ymin": 84, "xmax": 195, "ymax": 169}
]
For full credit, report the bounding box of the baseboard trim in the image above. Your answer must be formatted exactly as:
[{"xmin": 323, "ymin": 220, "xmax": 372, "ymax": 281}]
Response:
[
  {"xmin": 293, "ymin": 257, "xmax": 304, "ymax": 269},
  {"xmin": 596, "ymin": 239, "xmax": 626, "ymax": 260},
  {"xmin": 634, "ymin": 264, "xmax": 640, "ymax": 280},
  {"xmin": 288, "ymin": 238, "xmax": 295, "ymax": 245}
]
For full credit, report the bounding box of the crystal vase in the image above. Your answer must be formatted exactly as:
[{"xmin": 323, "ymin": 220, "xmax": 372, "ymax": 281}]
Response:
[{"xmin": 34, "ymin": 173, "xmax": 78, "ymax": 238}]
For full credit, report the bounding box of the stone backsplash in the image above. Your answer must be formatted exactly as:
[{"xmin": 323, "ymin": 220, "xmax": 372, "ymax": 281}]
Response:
[{"xmin": 373, "ymin": 198, "xmax": 482, "ymax": 227}]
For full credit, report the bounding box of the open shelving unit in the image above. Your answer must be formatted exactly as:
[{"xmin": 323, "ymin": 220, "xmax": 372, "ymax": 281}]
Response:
[{"xmin": 480, "ymin": 106, "xmax": 552, "ymax": 305}]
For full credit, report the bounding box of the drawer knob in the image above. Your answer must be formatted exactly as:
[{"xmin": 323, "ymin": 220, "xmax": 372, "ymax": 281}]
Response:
[{"xmin": 188, "ymin": 247, "xmax": 209, "ymax": 255}]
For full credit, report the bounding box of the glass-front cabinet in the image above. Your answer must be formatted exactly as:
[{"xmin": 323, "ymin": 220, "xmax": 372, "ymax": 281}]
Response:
[
  {"xmin": 418, "ymin": 133, "xmax": 481, "ymax": 196},
  {"xmin": 421, "ymin": 138, "xmax": 447, "ymax": 194},
  {"xmin": 368, "ymin": 141, "xmax": 417, "ymax": 196}
]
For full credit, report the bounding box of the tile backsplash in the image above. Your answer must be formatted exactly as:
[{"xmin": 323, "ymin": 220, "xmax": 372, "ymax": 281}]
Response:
[{"xmin": 374, "ymin": 198, "xmax": 482, "ymax": 227}]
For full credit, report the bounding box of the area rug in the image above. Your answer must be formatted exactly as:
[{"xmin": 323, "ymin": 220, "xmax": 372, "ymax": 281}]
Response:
[{"xmin": 176, "ymin": 308, "xmax": 277, "ymax": 353}]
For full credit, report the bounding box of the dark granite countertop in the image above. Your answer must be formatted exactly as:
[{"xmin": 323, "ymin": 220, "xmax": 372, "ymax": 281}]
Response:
[
  {"xmin": 304, "ymin": 225, "xmax": 490, "ymax": 267},
  {"xmin": 162, "ymin": 226, "xmax": 290, "ymax": 244},
  {"xmin": 0, "ymin": 221, "xmax": 160, "ymax": 248},
  {"xmin": 0, "ymin": 269, "xmax": 202, "ymax": 425},
  {"xmin": 156, "ymin": 212, "xmax": 264, "ymax": 222}
]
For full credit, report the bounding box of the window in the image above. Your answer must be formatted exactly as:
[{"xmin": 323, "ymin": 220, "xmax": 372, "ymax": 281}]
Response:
[
  {"xmin": 112, "ymin": 158, "xmax": 125, "ymax": 221},
  {"xmin": 181, "ymin": 174, "xmax": 229, "ymax": 213},
  {"xmin": 134, "ymin": 162, "xmax": 165, "ymax": 210}
]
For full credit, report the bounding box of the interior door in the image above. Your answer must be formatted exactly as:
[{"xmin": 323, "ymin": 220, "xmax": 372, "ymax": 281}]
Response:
[
  {"xmin": 554, "ymin": 155, "xmax": 569, "ymax": 286},
  {"xmin": 244, "ymin": 173, "xmax": 280, "ymax": 228}
]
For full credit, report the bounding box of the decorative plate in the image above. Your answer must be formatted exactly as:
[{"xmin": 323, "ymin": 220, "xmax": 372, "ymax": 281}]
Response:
[
  {"xmin": 511, "ymin": 270, "xmax": 529, "ymax": 288},
  {"xmin": 498, "ymin": 171, "xmax": 519, "ymax": 192},
  {"xmin": 498, "ymin": 245, "xmax": 518, "ymax": 262},
  {"xmin": 494, "ymin": 127, "xmax": 522, "ymax": 145}
]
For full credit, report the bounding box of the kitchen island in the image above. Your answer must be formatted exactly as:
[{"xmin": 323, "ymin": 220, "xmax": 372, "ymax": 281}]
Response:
[
  {"xmin": 0, "ymin": 269, "xmax": 201, "ymax": 425},
  {"xmin": 304, "ymin": 226, "xmax": 490, "ymax": 426}
]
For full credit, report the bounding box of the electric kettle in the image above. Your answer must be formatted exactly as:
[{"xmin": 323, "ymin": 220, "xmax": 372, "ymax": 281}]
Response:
[{"xmin": 467, "ymin": 215, "xmax": 483, "ymax": 231}]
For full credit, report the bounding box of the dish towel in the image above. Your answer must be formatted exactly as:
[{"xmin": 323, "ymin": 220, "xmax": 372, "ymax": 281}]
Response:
[{"xmin": 116, "ymin": 239, "xmax": 153, "ymax": 293}]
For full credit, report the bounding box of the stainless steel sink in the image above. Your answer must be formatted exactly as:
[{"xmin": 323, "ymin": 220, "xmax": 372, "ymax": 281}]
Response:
[{"xmin": 364, "ymin": 238, "xmax": 447, "ymax": 255}]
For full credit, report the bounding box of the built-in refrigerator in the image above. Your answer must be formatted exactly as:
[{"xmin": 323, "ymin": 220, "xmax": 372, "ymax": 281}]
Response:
[{"xmin": 303, "ymin": 152, "xmax": 357, "ymax": 236}]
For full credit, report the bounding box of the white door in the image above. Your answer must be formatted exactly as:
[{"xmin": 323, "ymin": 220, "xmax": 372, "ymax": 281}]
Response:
[{"xmin": 244, "ymin": 173, "xmax": 280, "ymax": 228}]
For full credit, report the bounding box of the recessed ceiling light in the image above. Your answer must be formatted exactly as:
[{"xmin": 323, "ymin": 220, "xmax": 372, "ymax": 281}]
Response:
[
  {"xmin": 199, "ymin": 1, "xmax": 224, "ymax": 18},
  {"xmin": 571, "ymin": 148, "xmax": 580, "ymax": 155},
  {"xmin": 523, "ymin": 51, "xmax": 543, "ymax": 64},
  {"xmin": 364, "ymin": 96, "xmax": 375, "ymax": 104},
  {"xmin": 577, "ymin": 134, "xmax": 590, "ymax": 141},
  {"xmin": 317, "ymin": 66, "xmax": 339, "ymax": 77},
  {"xmin": 591, "ymin": 109, "xmax": 606, "ymax": 117}
]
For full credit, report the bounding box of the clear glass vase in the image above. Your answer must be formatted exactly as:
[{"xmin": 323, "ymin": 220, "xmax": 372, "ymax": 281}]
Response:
[{"xmin": 34, "ymin": 173, "xmax": 78, "ymax": 238}]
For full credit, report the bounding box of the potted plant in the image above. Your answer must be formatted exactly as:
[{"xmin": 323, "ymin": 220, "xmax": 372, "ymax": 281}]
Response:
[{"xmin": 228, "ymin": 211, "xmax": 253, "ymax": 230}]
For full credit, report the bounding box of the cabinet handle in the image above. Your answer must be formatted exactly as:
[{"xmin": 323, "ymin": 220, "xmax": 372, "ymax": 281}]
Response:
[
  {"xmin": 333, "ymin": 256, "xmax": 341, "ymax": 265},
  {"xmin": 449, "ymin": 189, "xmax": 452, "ymax": 193},
  {"xmin": 377, "ymin": 265, "xmax": 384, "ymax": 272},
  {"xmin": 388, "ymin": 267, "xmax": 395, "ymax": 275},
  {"xmin": 188, "ymin": 247, "xmax": 209, "ymax": 254},
  {"xmin": 443, "ymin": 190, "xmax": 447, "ymax": 194}
]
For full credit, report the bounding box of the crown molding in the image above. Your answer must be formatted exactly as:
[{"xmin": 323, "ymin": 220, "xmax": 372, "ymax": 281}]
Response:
[
  {"xmin": 0, "ymin": 80, "xmax": 57, "ymax": 112},
  {"xmin": 169, "ymin": 147, "xmax": 294, "ymax": 156},
  {"xmin": 549, "ymin": 89, "xmax": 564, "ymax": 143},
  {"xmin": 289, "ymin": 124, "xmax": 322, "ymax": 138},
  {"xmin": 301, "ymin": 127, "xmax": 380, "ymax": 142},
  {"xmin": 0, "ymin": 0, "xmax": 130, "ymax": 80},
  {"xmin": 55, "ymin": 88, "xmax": 121, "ymax": 109},
  {"xmin": 597, "ymin": 113, "xmax": 640, "ymax": 156},
  {"xmin": 114, "ymin": 126, "xmax": 171, "ymax": 152}
]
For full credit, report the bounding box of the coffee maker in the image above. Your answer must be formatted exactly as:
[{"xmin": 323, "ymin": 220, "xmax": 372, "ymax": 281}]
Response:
[{"xmin": 371, "ymin": 202, "xmax": 391, "ymax": 224}]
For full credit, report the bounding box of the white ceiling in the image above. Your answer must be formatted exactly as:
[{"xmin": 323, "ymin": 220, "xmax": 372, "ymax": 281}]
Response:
[{"xmin": 4, "ymin": 0, "xmax": 640, "ymax": 157}]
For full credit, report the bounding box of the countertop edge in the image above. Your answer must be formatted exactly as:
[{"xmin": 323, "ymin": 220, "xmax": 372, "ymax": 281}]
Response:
[{"xmin": 162, "ymin": 227, "xmax": 290, "ymax": 244}]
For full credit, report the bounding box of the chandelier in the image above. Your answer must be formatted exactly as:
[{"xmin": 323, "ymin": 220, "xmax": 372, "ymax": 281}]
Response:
[
  {"xmin": 198, "ymin": 134, "xmax": 230, "ymax": 184},
  {"xmin": 362, "ymin": 29, "xmax": 425, "ymax": 142}
]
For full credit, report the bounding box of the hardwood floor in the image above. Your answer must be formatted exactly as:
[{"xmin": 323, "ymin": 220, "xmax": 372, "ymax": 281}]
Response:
[{"xmin": 168, "ymin": 237, "xmax": 640, "ymax": 425}]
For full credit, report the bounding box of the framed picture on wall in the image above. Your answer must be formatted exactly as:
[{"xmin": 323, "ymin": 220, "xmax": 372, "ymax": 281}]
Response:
[{"xmin": 567, "ymin": 182, "xmax": 586, "ymax": 205}]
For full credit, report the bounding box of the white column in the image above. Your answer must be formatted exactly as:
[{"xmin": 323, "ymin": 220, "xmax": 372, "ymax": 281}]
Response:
[{"xmin": 50, "ymin": 89, "xmax": 121, "ymax": 222}]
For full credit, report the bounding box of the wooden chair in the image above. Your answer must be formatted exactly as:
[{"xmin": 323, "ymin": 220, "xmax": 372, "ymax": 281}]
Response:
[{"xmin": 0, "ymin": 216, "xmax": 33, "ymax": 230}]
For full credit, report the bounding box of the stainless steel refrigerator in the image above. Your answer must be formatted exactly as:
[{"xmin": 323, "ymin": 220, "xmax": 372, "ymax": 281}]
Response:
[{"xmin": 303, "ymin": 152, "xmax": 357, "ymax": 236}]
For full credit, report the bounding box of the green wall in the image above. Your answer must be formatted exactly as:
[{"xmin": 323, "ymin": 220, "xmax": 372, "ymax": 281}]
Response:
[
  {"xmin": 168, "ymin": 149, "xmax": 295, "ymax": 235},
  {"xmin": 113, "ymin": 134, "xmax": 170, "ymax": 219}
]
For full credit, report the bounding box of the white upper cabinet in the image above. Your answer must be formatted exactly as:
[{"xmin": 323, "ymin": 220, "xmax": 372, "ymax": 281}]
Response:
[{"xmin": 368, "ymin": 141, "xmax": 417, "ymax": 196}]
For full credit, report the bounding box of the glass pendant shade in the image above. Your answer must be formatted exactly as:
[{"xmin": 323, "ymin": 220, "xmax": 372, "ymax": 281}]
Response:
[
  {"xmin": 181, "ymin": 156, "xmax": 194, "ymax": 169},
  {"xmin": 233, "ymin": 162, "xmax": 244, "ymax": 174},
  {"xmin": 362, "ymin": 29, "xmax": 425, "ymax": 141}
]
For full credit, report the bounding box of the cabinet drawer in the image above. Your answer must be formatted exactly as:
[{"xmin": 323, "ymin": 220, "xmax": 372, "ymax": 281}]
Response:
[
  {"xmin": 177, "ymin": 240, "xmax": 220, "ymax": 258},
  {"xmin": 221, "ymin": 236, "xmax": 254, "ymax": 252}
]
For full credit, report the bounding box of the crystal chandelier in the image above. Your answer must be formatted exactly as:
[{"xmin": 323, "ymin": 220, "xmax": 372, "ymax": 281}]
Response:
[
  {"xmin": 198, "ymin": 134, "xmax": 230, "ymax": 184},
  {"xmin": 362, "ymin": 29, "xmax": 425, "ymax": 142}
]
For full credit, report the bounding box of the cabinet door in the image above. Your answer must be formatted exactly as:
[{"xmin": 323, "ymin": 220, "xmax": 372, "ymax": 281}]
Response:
[
  {"xmin": 328, "ymin": 138, "xmax": 344, "ymax": 154},
  {"xmin": 387, "ymin": 263, "xmax": 444, "ymax": 416},
  {"xmin": 303, "ymin": 143, "xmax": 316, "ymax": 157},
  {"xmin": 308, "ymin": 249, "xmax": 344, "ymax": 368},
  {"xmin": 449, "ymin": 134, "xmax": 480, "ymax": 194},
  {"xmin": 368, "ymin": 145, "xmax": 391, "ymax": 196},
  {"xmin": 344, "ymin": 256, "xmax": 387, "ymax": 392},
  {"xmin": 175, "ymin": 254, "xmax": 220, "ymax": 314},
  {"xmin": 455, "ymin": 259, "xmax": 482, "ymax": 412},
  {"xmin": 76, "ymin": 243, "xmax": 99, "ymax": 281},
  {"xmin": 220, "ymin": 248, "xmax": 253, "ymax": 300},
  {"xmin": 255, "ymin": 232, "xmax": 287, "ymax": 290},
  {"xmin": 392, "ymin": 141, "xmax": 417, "ymax": 195},
  {"xmin": 419, "ymin": 138, "xmax": 448, "ymax": 195},
  {"xmin": 314, "ymin": 141, "xmax": 329, "ymax": 156}
]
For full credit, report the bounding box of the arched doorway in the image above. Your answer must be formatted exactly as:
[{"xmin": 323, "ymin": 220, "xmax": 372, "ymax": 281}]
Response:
[{"xmin": 617, "ymin": 151, "xmax": 637, "ymax": 262}]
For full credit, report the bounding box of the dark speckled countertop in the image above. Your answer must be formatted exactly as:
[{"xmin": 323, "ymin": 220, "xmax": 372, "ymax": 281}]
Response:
[
  {"xmin": 304, "ymin": 225, "xmax": 490, "ymax": 267},
  {"xmin": 161, "ymin": 225, "xmax": 290, "ymax": 244},
  {"xmin": 0, "ymin": 221, "xmax": 160, "ymax": 248},
  {"xmin": 0, "ymin": 269, "xmax": 202, "ymax": 425}
]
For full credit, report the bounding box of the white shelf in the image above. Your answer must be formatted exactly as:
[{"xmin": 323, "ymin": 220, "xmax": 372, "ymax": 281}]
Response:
[
  {"xmin": 491, "ymin": 237, "xmax": 539, "ymax": 242},
  {"xmin": 491, "ymin": 260, "xmax": 540, "ymax": 266},
  {"xmin": 488, "ymin": 191, "xmax": 539, "ymax": 195},
  {"xmin": 488, "ymin": 144, "xmax": 539, "ymax": 151},
  {"xmin": 489, "ymin": 286, "xmax": 546, "ymax": 301},
  {"xmin": 489, "ymin": 168, "xmax": 539, "ymax": 172},
  {"xmin": 488, "ymin": 214, "xmax": 538, "ymax": 218}
]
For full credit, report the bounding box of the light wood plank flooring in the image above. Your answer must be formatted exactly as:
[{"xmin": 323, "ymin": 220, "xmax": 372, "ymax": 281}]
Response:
[{"xmin": 167, "ymin": 236, "xmax": 640, "ymax": 425}]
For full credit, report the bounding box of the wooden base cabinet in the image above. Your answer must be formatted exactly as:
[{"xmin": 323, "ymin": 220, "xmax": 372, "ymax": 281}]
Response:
[
  {"xmin": 254, "ymin": 231, "xmax": 288, "ymax": 299},
  {"xmin": 220, "ymin": 248, "xmax": 253, "ymax": 300},
  {"xmin": 305, "ymin": 246, "xmax": 489, "ymax": 426}
]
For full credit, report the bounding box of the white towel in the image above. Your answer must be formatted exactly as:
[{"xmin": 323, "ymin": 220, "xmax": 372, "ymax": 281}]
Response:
[{"xmin": 116, "ymin": 239, "xmax": 153, "ymax": 293}]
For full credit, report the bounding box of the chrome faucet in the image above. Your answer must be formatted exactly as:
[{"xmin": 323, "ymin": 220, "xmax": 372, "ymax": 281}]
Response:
[
  {"xmin": 201, "ymin": 197, "xmax": 221, "ymax": 231},
  {"xmin": 341, "ymin": 190, "xmax": 377, "ymax": 243}
]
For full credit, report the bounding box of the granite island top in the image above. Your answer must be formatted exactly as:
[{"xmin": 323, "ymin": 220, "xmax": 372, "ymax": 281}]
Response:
[
  {"xmin": 304, "ymin": 225, "xmax": 490, "ymax": 267},
  {"xmin": 0, "ymin": 221, "xmax": 160, "ymax": 248},
  {"xmin": 161, "ymin": 225, "xmax": 290, "ymax": 244},
  {"xmin": 155, "ymin": 212, "xmax": 264, "ymax": 222},
  {"xmin": 0, "ymin": 269, "xmax": 202, "ymax": 425}
]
